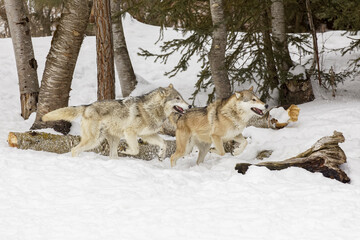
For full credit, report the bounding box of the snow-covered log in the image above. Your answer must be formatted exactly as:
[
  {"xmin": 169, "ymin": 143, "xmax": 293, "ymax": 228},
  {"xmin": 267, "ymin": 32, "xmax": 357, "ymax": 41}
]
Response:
[
  {"xmin": 7, "ymin": 131, "xmax": 238, "ymax": 160},
  {"xmin": 8, "ymin": 131, "xmax": 176, "ymax": 160},
  {"xmin": 235, "ymin": 131, "xmax": 350, "ymax": 183}
]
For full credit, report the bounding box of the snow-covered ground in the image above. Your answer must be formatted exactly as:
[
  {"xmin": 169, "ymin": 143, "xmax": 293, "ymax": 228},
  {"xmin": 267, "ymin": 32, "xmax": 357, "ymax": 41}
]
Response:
[{"xmin": 1, "ymin": 16, "xmax": 360, "ymax": 240}]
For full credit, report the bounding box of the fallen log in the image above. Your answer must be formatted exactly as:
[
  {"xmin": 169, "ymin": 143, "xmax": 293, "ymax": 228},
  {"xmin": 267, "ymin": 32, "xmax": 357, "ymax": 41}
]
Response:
[
  {"xmin": 235, "ymin": 131, "xmax": 350, "ymax": 183},
  {"xmin": 8, "ymin": 131, "xmax": 349, "ymax": 182},
  {"xmin": 7, "ymin": 131, "xmax": 236, "ymax": 160},
  {"xmin": 8, "ymin": 131, "xmax": 176, "ymax": 160}
]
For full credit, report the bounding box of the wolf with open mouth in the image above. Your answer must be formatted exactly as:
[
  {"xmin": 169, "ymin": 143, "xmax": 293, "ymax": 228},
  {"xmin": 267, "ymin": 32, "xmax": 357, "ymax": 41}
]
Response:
[
  {"xmin": 170, "ymin": 86, "xmax": 268, "ymax": 167},
  {"xmin": 42, "ymin": 84, "xmax": 190, "ymax": 160}
]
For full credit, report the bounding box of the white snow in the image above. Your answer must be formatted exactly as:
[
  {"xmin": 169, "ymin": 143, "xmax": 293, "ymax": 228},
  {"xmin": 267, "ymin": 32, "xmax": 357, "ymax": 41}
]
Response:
[
  {"xmin": 0, "ymin": 16, "xmax": 360, "ymax": 240},
  {"xmin": 269, "ymin": 107, "xmax": 290, "ymax": 123},
  {"xmin": 289, "ymin": 64, "xmax": 306, "ymax": 79}
]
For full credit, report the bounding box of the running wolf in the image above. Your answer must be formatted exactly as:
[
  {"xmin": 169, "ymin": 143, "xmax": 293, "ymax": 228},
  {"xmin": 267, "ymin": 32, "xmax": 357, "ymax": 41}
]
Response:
[
  {"xmin": 42, "ymin": 84, "xmax": 190, "ymax": 159},
  {"xmin": 170, "ymin": 87, "xmax": 267, "ymax": 167}
]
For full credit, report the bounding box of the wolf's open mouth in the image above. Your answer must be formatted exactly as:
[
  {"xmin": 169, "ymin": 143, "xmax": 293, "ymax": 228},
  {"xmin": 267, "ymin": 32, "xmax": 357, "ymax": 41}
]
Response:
[
  {"xmin": 173, "ymin": 106, "xmax": 185, "ymax": 114},
  {"xmin": 251, "ymin": 107, "xmax": 264, "ymax": 115}
]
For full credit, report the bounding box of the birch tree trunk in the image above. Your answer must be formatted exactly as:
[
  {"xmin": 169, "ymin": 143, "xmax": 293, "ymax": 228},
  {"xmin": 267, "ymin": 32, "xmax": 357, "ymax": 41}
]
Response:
[
  {"xmin": 270, "ymin": 0, "xmax": 292, "ymax": 72},
  {"xmin": 209, "ymin": 0, "xmax": 231, "ymax": 100},
  {"xmin": 260, "ymin": 5, "xmax": 278, "ymax": 97},
  {"xmin": 94, "ymin": 0, "xmax": 115, "ymax": 100},
  {"xmin": 111, "ymin": 0, "xmax": 137, "ymax": 97},
  {"xmin": 31, "ymin": 0, "xmax": 91, "ymax": 134},
  {"xmin": 305, "ymin": 0, "xmax": 322, "ymax": 86},
  {"xmin": 271, "ymin": 0, "xmax": 314, "ymax": 106},
  {"xmin": 4, "ymin": 0, "xmax": 39, "ymax": 120}
]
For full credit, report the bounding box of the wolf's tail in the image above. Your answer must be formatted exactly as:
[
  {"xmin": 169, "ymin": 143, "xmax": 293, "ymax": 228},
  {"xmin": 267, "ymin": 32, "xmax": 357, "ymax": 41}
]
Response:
[{"xmin": 42, "ymin": 106, "xmax": 85, "ymax": 122}]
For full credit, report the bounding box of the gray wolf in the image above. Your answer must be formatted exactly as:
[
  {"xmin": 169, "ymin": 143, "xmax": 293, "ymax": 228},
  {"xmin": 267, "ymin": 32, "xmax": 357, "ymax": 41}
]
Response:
[
  {"xmin": 42, "ymin": 84, "xmax": 190, "ymax": 159},
  {"xmin": 170, "ymin": 87, "xmax": 267, "ymax": 167}
]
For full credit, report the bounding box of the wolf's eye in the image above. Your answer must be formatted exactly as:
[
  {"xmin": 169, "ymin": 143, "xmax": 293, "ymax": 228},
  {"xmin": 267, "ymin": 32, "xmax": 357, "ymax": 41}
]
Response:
[
  {"xmin": 252, "ymin": 99, "xmax": 256, "ymax": 101},
  {"xmin": 176, "ymin": 97, "xmax": 180, "ymax": 100}
]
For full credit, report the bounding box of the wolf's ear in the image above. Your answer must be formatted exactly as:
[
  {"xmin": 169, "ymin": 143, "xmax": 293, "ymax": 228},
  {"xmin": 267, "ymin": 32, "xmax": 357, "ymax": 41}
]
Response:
[
  {"xmin": 248, "ymin": 86, "xmax": 254, "ymax": 91},
  {"xmin": 168, "ymin": 83, "xmax": 173, "ymax": 89},
  {"xmin": 235, "ymin": 92, "xmax": 243, "ymax": 99},
  {"xmin": 159, "ymin": 87, "xmax": 167, "ymax": 97}
]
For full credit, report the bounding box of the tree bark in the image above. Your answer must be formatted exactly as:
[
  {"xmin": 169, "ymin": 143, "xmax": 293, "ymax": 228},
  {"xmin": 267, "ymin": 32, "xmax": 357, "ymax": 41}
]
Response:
[
  {"xmin": 8, "ymin": 131, "xmax": 177, "ymax": 161},
  {"xmin": 270, "ymin": 0, "xmax": 292, "ymax": 72},
  {"xmin": 235, "ymin": 131, "xmax": 350, "ymax": 183},
  {"xmin": 279, "ymin": 73, "xmax": 315, "ymax": 106},
  {"xmin": 260, "ymin": 5, "xmax": 278, "ymax": 98},
  {"xmin": 31, "ymin": 0, "xmax": 91, "ymax": 135},
  {"xmin": 209, "ymin": 0, "xmax": 231, "ymax": 100},
  {"xmin": 94, "ymin": 0, "xmax": 115, "ymax": 100},
  {"xmin": 111, "ymin": 0, "xmax": 137, "ymax": 97},
  {"xmin": 4, "ymin": 0, "xmax": 39, "ymax": 120},
  {"xmin": 271, "ymin": 0, "xmax": 315, "ymax": 106},
  {"xmin": 7, "ymin": 129, "xmax": 243, "ymax": 160},
  {"xmin": 305, "ymin": 0, "xmax": 322, "ymax": 86}
]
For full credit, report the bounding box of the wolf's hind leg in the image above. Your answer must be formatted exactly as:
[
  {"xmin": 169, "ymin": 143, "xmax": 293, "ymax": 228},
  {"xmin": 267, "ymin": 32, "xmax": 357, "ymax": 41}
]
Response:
[
  {"xmin": 72, "ymin": 120, "xmax": 103, "ymax": 157},
  {"xmin": 195, "ymin": 142, "xmax": 211, "ymax": 165},
  {"xmin": 141, "ymin": 134, "xmax": 167, "ymax": 161},
  {"xmin": 72, "ymin": 134, "xmax": 104, "ymax": 157},
  {"xmin": 106, "ymin": 135, "xmax": 121, "ymax": 159},
  {"xmin": 170, "ymin": 130, "xmax": 191, "ymax": 167},
  {"xmin": 232, "ymin": 134, "xmax": 248, "ymax": 156},
  {"xmin": 121, "ymin": 130, "xmax": 139, "ymax": 155}
]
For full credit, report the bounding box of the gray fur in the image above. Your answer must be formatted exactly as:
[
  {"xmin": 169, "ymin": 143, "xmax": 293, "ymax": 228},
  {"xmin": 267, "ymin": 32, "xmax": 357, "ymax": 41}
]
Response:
[{"xmin": 42, "ymin": 84, "xmax": 189, "ymax": 159}]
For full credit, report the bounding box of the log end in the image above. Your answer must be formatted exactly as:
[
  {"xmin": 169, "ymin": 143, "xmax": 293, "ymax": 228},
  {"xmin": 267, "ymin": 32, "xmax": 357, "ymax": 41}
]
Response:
[
  {"xmin": 235, "ymin": 163, "xmax": 252, "ymax": 174},
  {"xmin": 8, "ymin": 132, "xmax": 18, "ymax": 148}
]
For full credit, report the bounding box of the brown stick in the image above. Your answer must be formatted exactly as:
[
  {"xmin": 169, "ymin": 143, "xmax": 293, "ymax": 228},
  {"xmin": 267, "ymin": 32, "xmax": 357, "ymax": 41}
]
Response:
[{"xmin": 235, "ymin": 131, "xmax": 350, "ymax": 183}]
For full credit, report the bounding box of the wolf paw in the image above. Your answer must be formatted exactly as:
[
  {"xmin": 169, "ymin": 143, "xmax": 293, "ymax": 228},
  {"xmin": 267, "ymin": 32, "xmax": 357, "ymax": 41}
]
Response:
[
  {"xmin": 209, "ymin": 147, "xmax": 217, "ymax": 154},
  {"xmin": 120, "ymin": 148, "xmax": 139, "ymax": 156},
  {"xmin": 232, "ymin": 147, "xmax": 245, "ymax": 156},
  {"xmin": 209, "ymin": 147, "xmax": 225, "ymax": 156},
  {"xmin": 158, "ymin": 147, "xmax": 167, "ymax": 161}
]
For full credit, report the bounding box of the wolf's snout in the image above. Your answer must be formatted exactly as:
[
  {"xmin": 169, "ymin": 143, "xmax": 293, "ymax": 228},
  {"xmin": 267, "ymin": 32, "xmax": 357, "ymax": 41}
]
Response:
[
  {"xmin": 188, "ymin": 105, "xmax": 192, "ymax": 109},
  {"xmin": 265, "ymin": 104, "xmax": 268, "ymax": 109}
]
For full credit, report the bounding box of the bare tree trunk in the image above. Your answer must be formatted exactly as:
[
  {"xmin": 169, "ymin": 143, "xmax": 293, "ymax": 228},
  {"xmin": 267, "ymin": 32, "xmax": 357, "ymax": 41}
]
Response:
[
  {"xmin": 40, "ymin": 7, "xmax": 52, "ymax": 36},
  {"xmin": 271, "ymin": 0, "xmax": 314, "ymax": 106},
  {"xmin": 94, "ymin": 0, "xmax": 115, "ymax": 100},
  {"xmin": 4, "ymin": 0, "xmax": 39, "ymax": 120},
  {"xmin": 270, "ymin": 0, "xmax": 292, "ymax": 72},
  {"xmin": 111, "ymin": 0, "xmax": 137, "ymax": 97},
  {"xmin": 209, "ymin": 0, "xmax": 231, "ymax": 100},
  {"xmin": 305, "ymin": 0, "xmax": 322, "ymax": 86},
  {"xmin": 260, "ymin": 5, "xmax": 278, "ymax": 98},
  {"xmin": 31, "ymin": 0, "xmax": 91, "ymax": 134}
]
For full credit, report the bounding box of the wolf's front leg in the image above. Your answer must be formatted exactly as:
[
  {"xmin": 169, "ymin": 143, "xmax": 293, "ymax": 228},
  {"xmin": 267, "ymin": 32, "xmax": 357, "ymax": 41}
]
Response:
[
  {"xmin": 121, "ymin": 130, "xmax": 139, "ymax": 155},
  {"xmin": 141, "ymin": 134, "xmax": 167, "ymax": 161},
  {"xmin": 232, "ymin": 134, "xmax": 248, "ymax": 156},
  {"xmin": 210, "ymin": 135, "xmax": 225, "ymax": 156}
]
